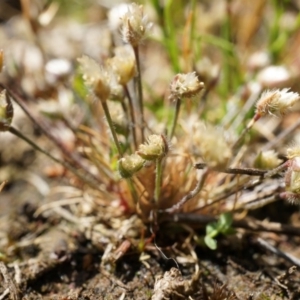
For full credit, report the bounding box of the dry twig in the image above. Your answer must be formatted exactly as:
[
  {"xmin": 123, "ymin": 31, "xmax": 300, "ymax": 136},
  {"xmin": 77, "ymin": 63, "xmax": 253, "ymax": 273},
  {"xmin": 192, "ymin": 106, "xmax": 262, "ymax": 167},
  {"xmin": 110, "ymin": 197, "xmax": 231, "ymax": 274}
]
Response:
[
  {"xmin": 161, "ymin": 213, "xmax": 300, "ymax": 236},
  {"xmin": 256, "ymin": 237, "xmax": 300, "ymax": 268}
]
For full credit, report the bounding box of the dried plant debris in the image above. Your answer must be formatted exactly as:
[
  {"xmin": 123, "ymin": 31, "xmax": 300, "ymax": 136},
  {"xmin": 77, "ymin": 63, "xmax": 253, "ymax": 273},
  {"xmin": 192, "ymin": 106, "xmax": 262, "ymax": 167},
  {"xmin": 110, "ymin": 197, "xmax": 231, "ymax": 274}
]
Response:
[
  {"xmin": 152, "ymin": 269, "xmax": 238, "ymax": 300},
  {"xmin": 0, "ymin": 262, "xmax": 20, "ymax": 300},
  {"xmin": 201, "ymin": 283, "xmax": 238, "ymax": 300},
  {"xmin": 152, "ymin": 268, "xmax": 197, "ymax": 300}
]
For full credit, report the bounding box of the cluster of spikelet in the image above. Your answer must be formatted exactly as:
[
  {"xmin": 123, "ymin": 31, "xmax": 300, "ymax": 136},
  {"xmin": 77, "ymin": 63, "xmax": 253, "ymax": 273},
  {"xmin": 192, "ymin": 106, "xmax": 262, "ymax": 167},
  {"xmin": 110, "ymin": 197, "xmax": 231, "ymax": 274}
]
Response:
[
  {"xmin": 2, "ymin": 2, "xmax": 300, "ymax": 221},
  {"xmin": 75, "ymin": 2, "xmax": 300, "ymax": 217},
  {"xmin": 2, "ymin": 2, "xmax": 300, "ymax": 298}
]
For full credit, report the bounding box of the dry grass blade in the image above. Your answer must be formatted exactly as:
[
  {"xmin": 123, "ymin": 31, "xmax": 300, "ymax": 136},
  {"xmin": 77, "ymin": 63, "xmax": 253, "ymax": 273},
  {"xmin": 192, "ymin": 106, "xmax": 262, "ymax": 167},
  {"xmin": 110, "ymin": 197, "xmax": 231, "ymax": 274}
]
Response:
[{"xmin": 0, "ymin": 181, "xmax": 6, "ymax": 193}]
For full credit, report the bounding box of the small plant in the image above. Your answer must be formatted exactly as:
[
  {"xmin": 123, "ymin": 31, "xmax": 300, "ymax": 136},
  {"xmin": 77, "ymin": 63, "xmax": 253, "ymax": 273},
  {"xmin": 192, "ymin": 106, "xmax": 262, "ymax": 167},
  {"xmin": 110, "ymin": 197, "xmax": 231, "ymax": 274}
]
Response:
[
  {"xmin": 1, "ymin": 1, "xmax": 300, "ymax": 297},
  {"xmin": 1, "ymin": 0, "xmax": 300, "ymax": 242},
  {"xmin": 204, "ymin": 213, "xmax": 234, "ymax": 250}
]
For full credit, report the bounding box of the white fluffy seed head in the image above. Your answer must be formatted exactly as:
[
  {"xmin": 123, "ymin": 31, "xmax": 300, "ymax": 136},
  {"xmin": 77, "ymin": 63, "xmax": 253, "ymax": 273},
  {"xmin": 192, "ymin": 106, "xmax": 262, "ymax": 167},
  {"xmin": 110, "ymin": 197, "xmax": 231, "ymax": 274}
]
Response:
[
  {"xmin": 255, "ymin": 88, "xmax": 300, "ymax": 117},
  {"xmin": 195, "ymin": 122, "xmax": 232, "ymax": 168},
  {"xmin": 78, "ymin": 55, "xmax": 116, "ymax": 102},
  {"xmin": 286, "ymin": 145, "xmax": 300, "ymax": 160},
  {"xmin": 107, "ymin": 46, "xmax": 136, "ymax": 85},
  {"xmin": 121, "ymin": 3, "xmax": 152, "ymax": 46},
  {"xmin": 137, "ymin": 134, "xmax": 169, "ymax": 161},
  {"xmin": 169, "ymin": 72, "xmax": 205, "ymax": 100}
]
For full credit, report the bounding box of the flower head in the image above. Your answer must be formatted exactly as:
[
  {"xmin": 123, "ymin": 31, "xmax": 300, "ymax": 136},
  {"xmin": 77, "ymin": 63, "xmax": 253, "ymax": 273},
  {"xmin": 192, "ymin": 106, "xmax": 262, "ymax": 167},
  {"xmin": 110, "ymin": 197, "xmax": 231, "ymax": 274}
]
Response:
[
  {"xmin": 255, "ymin": 88, "xmax": 300, "ymax": 117},
  {"xmin": 108, "ymin": 3, "xmax": 131, "ymax": 31},
  {"xmin": 169, "ymin": 72, "xmax": 205, "ymax": 100},
  {"xmin": 254, "ymin": 150, "xmax": 282, "ymax": 169},
  {"xmin": 118, "ymin": 153, "xmax": 145, "ymax": 178},
  {"xmin": 285, "ymin": 157, "xmax": 300, "ymax": 194},
  {"xmin": 195, "ymin": 122, "xmax": 232, "ymax": 168},
  {"xmin": 121, "ymin": 3, "xmax": 152, "ymax": 46},
  {"xmin": 78, "ymin": 55, "xmax": 112, "ymax": 101},
  {"xmin": 0, "ymin": 90, "xmax": 13, "ymax": 132},
  {"xmin": 107, "ymin": 46, "xmax": 136, "ymax": 86},
  {"xmin": 137, "ymin": 134, "xmax": 169, "ymax": 161},
  {"xmin": 287, "ymin": 145, "xmax": 300, "ymax": 160}
]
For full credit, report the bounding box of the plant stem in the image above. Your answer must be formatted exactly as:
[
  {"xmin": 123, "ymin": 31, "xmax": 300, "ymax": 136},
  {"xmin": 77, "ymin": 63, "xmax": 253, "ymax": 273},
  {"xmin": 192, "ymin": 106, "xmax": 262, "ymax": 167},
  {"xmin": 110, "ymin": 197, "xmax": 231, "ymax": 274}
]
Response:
[
  {"xmin": 4, "ymin": 84, "xmax": 103, "ymax": 185},
  {"xmin": 256, "ymin": 237, "xmax": 300, "ymax": 267},
  {"xmin": 162, "ymin": 167, "xmax": 210, "ymax": 213},
  {"xmin": 154, "ymin": 158, "xmax": 163, "ymax": 204},
  {"xmin": 192, "ymin": 178, "xmax": 263, "ymax": 213},
  {"xmin": 232, "ymin": 114, "xmax": 260, "ymax": 152},
  {"xmin": 164, "ymin": 0, "xmax": 180, "ymax": 72},
  {"xmin": 133, "ymin": 45, "xmax": 145, "ymax": 143},
  {"xmin": 169, "ymin": 98, "xmax": 181, "ymax": 139},
  {"xmin": 195, "ymin": 160, "xmax": 290, "ymax": 178},
  {"xmin": 189, "ymin": 0, "xmax": 197, "ymax": 51},
  {"xmin": 9, "ymin": 126, "xmax": 100, "ymax": 189},
  {"xmin": 160, "ymin": 213, "xmax": 300, "ymax": 236},
  {"xmin": 127, "ymin": 178, "xmax": 138, "ymax": 204},
  {"xmin": 218, "ymin": 0, "xmax": 231, "ymax": 97},
  {"xmin": 124, "ymin": 85, "xmax": 138, "ymax": 150},
  {"xmin": 264, "ymin": 161, "xmax": 288, "ymax": 178},
  {"xmin": 120, "ymin": 99, "xmax": 129, "ymax": 125},
  {"xmin": 195, "ymin": 161, "xmax": 287, "ymax": 178},
  {"xmin": 101, "ymin": 100, "xmax": 123, "ymax": 157},
  {"xmin": 194, "ymin": 163, "xmax": 267, "ymax": 176}
]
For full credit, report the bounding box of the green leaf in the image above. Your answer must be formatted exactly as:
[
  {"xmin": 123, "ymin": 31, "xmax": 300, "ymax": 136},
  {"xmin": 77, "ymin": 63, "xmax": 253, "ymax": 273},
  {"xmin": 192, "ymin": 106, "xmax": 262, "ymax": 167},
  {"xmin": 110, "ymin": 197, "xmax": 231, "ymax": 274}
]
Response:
[
  {"xmin": 218, "ymin": 212, "xmax": 233, "ymax": 232},
  {"xmin": 206, "ymin": 223, "xmax": 218, "ymax": 237},
  {"xmin": 204, "ymin": 235, "xmax": 217, "ymax": 250}
]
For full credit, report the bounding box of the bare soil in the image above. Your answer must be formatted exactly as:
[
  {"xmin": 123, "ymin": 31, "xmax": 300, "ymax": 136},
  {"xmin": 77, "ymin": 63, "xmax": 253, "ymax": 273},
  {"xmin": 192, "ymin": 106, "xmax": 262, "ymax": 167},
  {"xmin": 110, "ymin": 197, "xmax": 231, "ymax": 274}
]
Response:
[{"xmin": 1, "ymin": 169, "xmax": 300, "ymax": 299}]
